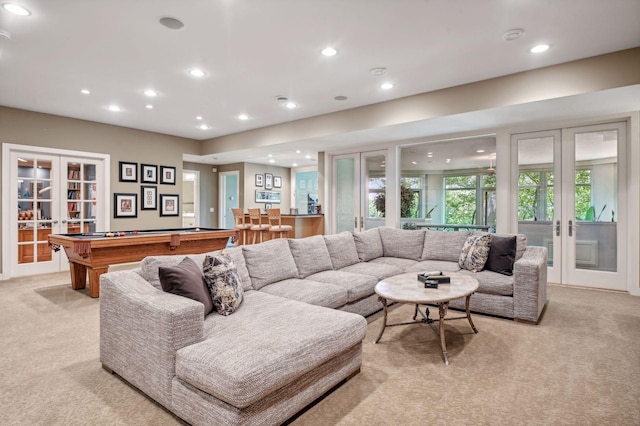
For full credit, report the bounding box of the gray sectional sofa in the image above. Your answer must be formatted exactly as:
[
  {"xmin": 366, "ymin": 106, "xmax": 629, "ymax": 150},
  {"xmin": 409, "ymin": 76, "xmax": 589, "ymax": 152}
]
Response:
[{"xmin": 100, "ymin": 227, "xmax": 547, "ymax": 426}]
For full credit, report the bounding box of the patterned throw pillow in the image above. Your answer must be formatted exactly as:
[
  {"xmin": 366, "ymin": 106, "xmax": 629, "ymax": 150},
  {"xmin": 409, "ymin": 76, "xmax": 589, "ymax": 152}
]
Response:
[
  {"xmin": 202, "ymin": 254, "xmax": 244, "ymax": 316},
  {"xmin": 458, "ymin": 234, "xmax": 492, "ymax": 272}
]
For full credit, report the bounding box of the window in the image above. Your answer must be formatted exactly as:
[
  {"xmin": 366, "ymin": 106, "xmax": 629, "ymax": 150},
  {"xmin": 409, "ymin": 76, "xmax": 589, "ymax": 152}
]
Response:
[
  {"xmin": 444, "ymin": 175, "xmax": 477, "ymax": 225},
  {"xmin": 575, "ymin": 169, "xmax": 592, "ymax": 220}
]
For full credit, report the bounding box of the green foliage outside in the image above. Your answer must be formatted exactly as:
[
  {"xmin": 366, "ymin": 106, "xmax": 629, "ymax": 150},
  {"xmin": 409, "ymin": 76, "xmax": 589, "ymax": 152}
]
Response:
[{"xmin": 444, "ymin": 176, "xmax": 477, "ymax": 225}]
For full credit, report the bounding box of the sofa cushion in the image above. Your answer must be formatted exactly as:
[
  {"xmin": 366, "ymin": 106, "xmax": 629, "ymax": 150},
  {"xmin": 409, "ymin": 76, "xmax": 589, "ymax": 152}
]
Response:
[
  {"xmin": 378, "ymin": 227, "xmax": 425, "ymax": 260},
  {"xmin": 459, "ymin": 269, "xmax": 514, "ymax": 296},
  {"xmin": 140, "ymin": 252, "xmax": 212, "ymax": 289},
  {"xmin": 422, "ymin": 231, "xmax": 470, "ymax": 262},
  {"xmin": 221, "ymin": 246, "xmax": 253, "ymax": 291},
  {"xmin": 158, "ymin": 256, "xmax": 213, "ymax": 316},
  {"xmin": 339, "ymin": 261, "xmax": 403, "ymax": 280},
  {"xmin": 242, "ymin": 239, "xmax": 298, "ymax": 290},
  {"xmin": 178, "ymin": 291, "xmax": 367, "ymax": 409},
  {"xmin": 368, "ymin": 256, "xmax": 418, "ymax": 271},
  {"xmin": 484, "ymin": 235, "xmax": 517, "ymax": 276},
  {"xmin": 353, "ymin": 228, "xmax": 384, "ymax": 261},
  {"xmin": 259, "ymin": 278, "xmax": 348, "ymax": 309},
  {"xmin": 307, "ymin": 270, "xmax": 378, "ymax": 303},
  {"xmin": 459, "ymin": 234, "xmax": 491, "ymax": 272},
  {"xmin": 202, "ymin": 255, "xmax": 244, "ymax": 316},
  {"xmin": 323, "ymin": 232, "xmax": 360, "ymax": 269},
  {"xmin": 406, "ymin": 260, "xmax": 462, "ymax": 273},
  {"xmin": 288, "ymin": 235, "xmax": 333, "ymax": 278}
]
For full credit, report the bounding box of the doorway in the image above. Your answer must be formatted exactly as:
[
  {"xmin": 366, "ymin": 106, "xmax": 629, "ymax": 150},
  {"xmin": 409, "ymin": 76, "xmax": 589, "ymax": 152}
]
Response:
[
  {"xmin": 182, "ymin": 170, "xmax": 199, "ymax": 227},
  {"xmin": 332, "ymin": 150, "xmax": 387, "ymax": 233},
  {"xmin": 219, "ymin": 171, "xmax": 239, "ymax": 230},
  {"xmin": 512, "ymin": 122, "xmax": 627, "ymax": 290},
  {"xmin": 2, "ymin": 144, "xmax": 109, "ymax": 279}
]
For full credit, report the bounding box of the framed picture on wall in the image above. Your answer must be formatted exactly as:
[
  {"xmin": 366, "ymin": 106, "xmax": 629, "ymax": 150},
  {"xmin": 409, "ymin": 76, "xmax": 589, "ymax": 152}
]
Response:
[
  {"xmin": 141, "ymin": 164, "xmax": 158, "ymax": 184},
  {"xmin": 119, "ymin": 161, "xmax": 138, "ymax": 182},
  {"xmin": 160, "ymin": 194, "xmax": 179, "ymax": 216},
  {"xmin": 273, "ymin": 176, "xmax": 282, "ymax": 188},
  {"xmin": 265, "ymin": 173, "xmax": 273, "ymax": 190},
  {"xmin": 265, "ymin": 203, "xmax": 272, "ymax": 210},
  {"xmin": 160, "ymin": 166, "xmax": 176, "ymax": 184},
  {"xmin": 141, "ymin": 186, "xmax": 157, "ymax": 210},
  {"xmin": 255, "ymin": 173, "xmax": 263, "ymax": 187},
  {"xmin": 114, "ymin": 193, "xmax": 137, "ymax": 218}
]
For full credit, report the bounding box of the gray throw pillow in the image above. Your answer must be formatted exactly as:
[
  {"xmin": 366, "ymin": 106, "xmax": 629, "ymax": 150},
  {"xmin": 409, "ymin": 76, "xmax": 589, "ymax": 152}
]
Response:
[
  {"xmin": 288, "ymin": 236, "xmax": 333, "ymax": 278},
  {"xmin": 458, "ymin": 234, "xmax": 491, "ymax": 272},
  {"xmin": 324, "ymin": 232, "xmax": 360, "ymax": 269},
  {"xmin": 202, "ymin": 254, "xmax": 244, "ymax": 316},
  {"xmin": 352, "ymin": 228, "xmax": 384, "ymax": 261},
  {"xmin": 159, "ymin": 256, "xmax": 213, "ymax": 316}
]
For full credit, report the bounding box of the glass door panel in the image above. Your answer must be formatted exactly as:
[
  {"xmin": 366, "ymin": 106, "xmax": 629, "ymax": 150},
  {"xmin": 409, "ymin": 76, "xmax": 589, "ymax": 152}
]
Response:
[
  {"xmin": 514, "ymin": 131, "xmax": 561, "ymax": 284},
  {"xmin": 64, "ymin": 159, "xmax": 99, "ymax": 233},
  {"xmin": 363, "ymin": 154, "xmax": 386, "ymax": 230},
  {"xmin": 564, "ymin": 123, "xmax": 625, "ymax": 289},
  {"xmin": 334, "ymin": 155, "xmax": 358, "ymax": 233}
]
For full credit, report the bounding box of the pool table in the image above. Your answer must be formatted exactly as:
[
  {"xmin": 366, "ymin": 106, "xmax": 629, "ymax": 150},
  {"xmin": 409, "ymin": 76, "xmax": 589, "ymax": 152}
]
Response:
[{"xmin": 48, "ymin": 227, "xmax": 237, "ymax": 298}]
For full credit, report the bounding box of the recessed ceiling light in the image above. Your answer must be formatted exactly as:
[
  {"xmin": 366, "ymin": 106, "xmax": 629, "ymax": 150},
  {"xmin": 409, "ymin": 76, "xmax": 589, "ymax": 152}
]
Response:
[
  {"xmin": 199, "ymin": 124, "xmax": 209, "ymax": 130},
  {"xmin": 321, "ymin": 47, "xmax": 337, "ymax": 57},
  {"xmin": 2, "ymin": 3, "xmax": 31, "ymax": 16},
  {"xmin": 380, "ymin": 82, "xmax": 394, "ymax": 90},
  {"xmin": 268, "ymin": 159, "xmax": 275, "ymax": 164},
  {"xmin": 295, "ymin": 150, "xmax": 301, "ymax": 154},
  {"xmin": 477, "ymin": 149, "xmax": 485, "ymax": 153},
  {"xmin": 143, "ymin": 89, "xmax": 157, "ymax": 97},
  {"xmin": 445, "ymin": 158, "xmax": 452, "ymax": 163},
  {"xmin": 267, "ymin": 154, "xmax": 273, "ymax": 158},
  {"xmin": 238, "ymin": 114, "xmax": 249, "ymax": 120},
  {"xmin": 530, "ymin": 44, "xmax": 550, "ymax": 53},
  {"xmin": 285, "ymin": 102, "xmax": 297, "ymax": 109},
  {"xmin": 108, "ymin": 105, "xmax": 120, "ymax": 112},
  {"xmin": 189, "ymin": 69, "xmax": 206, "ymax": 78},
  {"xmin": 80, "ymin": 89, "xmax": 90, "ymax": 95},
  {"xmin": 159, "ymin": 16, "xmax": 184, "ymax": 30},
  {"xmin": 145, "ymin": 104, "xmax": 153, "ymax": 109},
  {"xmin": 503, "ymin": 28, "xmax": 525, "ymax": 41},
  {"xmin": 304, "ymin": 155, "xmax": 312, "ymax": 159},
  {"xmin": 292, "ymin": 163, "xmax": 298, "ymax": 167},
  {"xmin": 411, "ymin": 161, "xmax": 417, "ymax": 165},
  {"xmin": 196, "ymin": 116, "xmax": 203, "ymax": 120},
  {"xmin": 427, "ymin": 154, "xmax": 433, "ymax": 158}
]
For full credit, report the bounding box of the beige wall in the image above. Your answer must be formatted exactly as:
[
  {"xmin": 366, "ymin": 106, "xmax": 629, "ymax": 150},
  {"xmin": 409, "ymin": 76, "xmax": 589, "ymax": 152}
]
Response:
[
  {"xmin": 1, "ymin": 107, "xmax": 201, "ymax": 273},
  {"xmin": 243, "ymin": 163, "xmax": 292, "ymax": 211}
]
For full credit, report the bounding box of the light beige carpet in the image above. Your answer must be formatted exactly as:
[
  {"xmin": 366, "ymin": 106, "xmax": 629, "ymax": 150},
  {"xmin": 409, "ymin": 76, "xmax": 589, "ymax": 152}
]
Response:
[{"xmin": 1, "ymin": 270, "xmax": 639, "ymax": 425}]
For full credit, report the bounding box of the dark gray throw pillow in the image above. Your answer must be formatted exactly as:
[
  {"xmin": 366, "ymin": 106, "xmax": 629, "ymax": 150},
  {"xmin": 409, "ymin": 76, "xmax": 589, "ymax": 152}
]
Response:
[
  {"xmin": 159, "ymin": 256, "xmax": 213, "ymax": 316},
  {"xmin": 485, "ymin": 235, "xmax": 517, "ymax": 276}
]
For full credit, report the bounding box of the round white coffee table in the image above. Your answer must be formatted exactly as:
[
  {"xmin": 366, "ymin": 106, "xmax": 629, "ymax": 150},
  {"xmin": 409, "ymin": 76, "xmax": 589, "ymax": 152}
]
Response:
[{"xmin": 374, "ymin": 272, "xmax": 479, "ymax": 365}]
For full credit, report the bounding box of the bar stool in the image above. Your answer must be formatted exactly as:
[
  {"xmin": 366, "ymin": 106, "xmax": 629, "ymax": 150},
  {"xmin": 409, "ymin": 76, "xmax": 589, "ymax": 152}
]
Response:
[
  {"xmin": 248, "ymin": 208, "xmax": 270, "ymax": 244},
  {"xmin": 267, "ymin": 208, "xmax": 293, "ymax": 239},
  {"xmin": 231, "ymin": 208, "xmax": 251, "ymax": 246}
]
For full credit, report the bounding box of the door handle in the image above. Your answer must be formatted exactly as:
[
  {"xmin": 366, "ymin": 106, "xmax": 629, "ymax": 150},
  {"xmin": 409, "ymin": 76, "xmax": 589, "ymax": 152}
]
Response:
[
  {"xmin": 354, "ymin": 217, "xmax": 358, "ymax": 229},
  {"xmin": 555, "ymin": 220, "xmax": 560, "ymax": 237},
  {"xmin": 568, "ymin": 219, "xmax": 573, "ymax": 237}
]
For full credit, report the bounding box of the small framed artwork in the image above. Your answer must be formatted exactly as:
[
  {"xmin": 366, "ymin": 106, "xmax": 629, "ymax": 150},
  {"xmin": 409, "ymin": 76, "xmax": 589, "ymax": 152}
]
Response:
[
  {"xmin": 265, "ymin": 203, "xmax": 272, "ymax": 210},
  {"xmin": 160, "ymin": 166, "xmax": 176, "ymax": 185},
  {"xmin": 119, "ymin": 161, "xmax": 138, "ymax": 182},
  {"xmin": 255, "ymin": 173, "xmax": 263, "ymax": 187},
  {"xmin": 273, "ymin": 176, "xmax": 282, "ymax": 188},
  {"xmin": 114, "ymin": 193, "xmax": 137, "ymax": 218},
  {"xmin": 160, "ymin": 194, "xmax": 179, "ymax": 216},
  {"xmin": 141, "ymin": 186, "xmax": 157, "ymax": 210},
  {"xmin": 141, "ymin": 164, "xmax": 158, "ymax": 184},
  {"xmin": 265, "ymin": 173, "xmax": 273, "ymax": 190}
]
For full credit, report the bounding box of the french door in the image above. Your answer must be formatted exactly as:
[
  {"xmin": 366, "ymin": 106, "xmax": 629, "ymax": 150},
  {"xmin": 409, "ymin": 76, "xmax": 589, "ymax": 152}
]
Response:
[
  {"xmin": 3, "ymin": 144, "xmax": 108, "ymax": 279},
  {"xmin": 219, "ymin": 171, "xmax": 239, "ymax": 229},
  {"xmin": 332, "ymin": 150, "xmax": 387, "ymax": 233},
  {"xmin": 512, "ymin": 122, "xmax": 627, "ymax": 290}
]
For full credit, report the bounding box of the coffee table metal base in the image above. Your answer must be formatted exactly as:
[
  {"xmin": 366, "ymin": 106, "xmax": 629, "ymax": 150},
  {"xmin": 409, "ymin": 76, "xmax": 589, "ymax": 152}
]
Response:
[{"xmin": 374, "ymin": 295, "xmax": 478, "ymax": 365}]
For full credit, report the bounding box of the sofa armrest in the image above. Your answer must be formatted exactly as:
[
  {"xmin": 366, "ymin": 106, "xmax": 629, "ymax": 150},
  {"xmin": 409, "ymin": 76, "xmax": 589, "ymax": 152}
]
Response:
[
  {"xmin": 100, "ymin": 270, "xmax": 204, "ymax": 408},
  {"xmin": 512, "ymin": 246, "xmax": 548, "ymax": 323}
]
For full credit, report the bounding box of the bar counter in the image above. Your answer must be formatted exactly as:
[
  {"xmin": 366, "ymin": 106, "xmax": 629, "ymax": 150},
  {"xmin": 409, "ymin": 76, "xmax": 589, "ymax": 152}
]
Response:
[{"xmin": 243, "ymin": 213, "xmax": 324, "ymax": 242}]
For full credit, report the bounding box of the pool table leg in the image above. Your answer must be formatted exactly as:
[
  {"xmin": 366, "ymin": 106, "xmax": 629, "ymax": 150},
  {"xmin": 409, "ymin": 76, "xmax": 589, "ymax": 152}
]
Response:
[
  {"xmin": 88, "ymin": 267, "xmax": 108, "ymax": 298},
  {"xmin": 69, "ymin": 262, "xmax": 87, "ymax": 291}
]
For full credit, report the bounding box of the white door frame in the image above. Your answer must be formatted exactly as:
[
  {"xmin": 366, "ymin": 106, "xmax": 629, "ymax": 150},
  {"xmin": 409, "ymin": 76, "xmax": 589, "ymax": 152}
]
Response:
[{"xmin": 2, "ymin": 143, "xmax": 110, "ymax": 280}]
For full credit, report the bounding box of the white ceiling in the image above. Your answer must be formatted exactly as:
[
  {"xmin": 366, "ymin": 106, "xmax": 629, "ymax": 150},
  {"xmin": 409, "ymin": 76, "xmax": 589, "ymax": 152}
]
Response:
[{"xmin": 1, "ymin": 0, "xmax": 639, "ymax": 168}]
